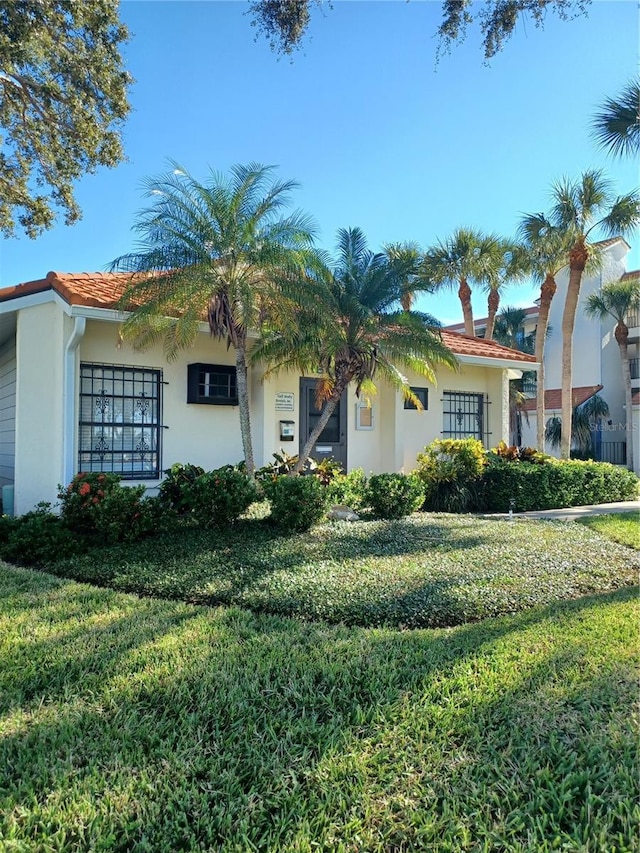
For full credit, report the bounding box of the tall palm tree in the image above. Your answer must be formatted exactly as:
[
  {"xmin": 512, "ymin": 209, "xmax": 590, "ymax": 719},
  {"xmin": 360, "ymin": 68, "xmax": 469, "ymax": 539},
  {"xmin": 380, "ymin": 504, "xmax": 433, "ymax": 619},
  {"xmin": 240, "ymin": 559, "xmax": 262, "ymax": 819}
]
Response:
[
  {"xmin": 424, "ymin": 227, "xmax": 502, "ymax": 337},
  {"xmin": 493, "ymin": 306, "xmax": 535, "ymax": 445},
  {"xmin": 383, "ymin": 241, "xmax": 428, "ymax": 311},
  {"xmin": 545, "ymin": 170, "xmax": 639, "ymax": 459},
  {"xmin": 110, "ymin": 162, "xmax": 316, "ymax": 477},
  {"xmin": 518, "ymin": 216, "xmax": 575, "ymax": 451},
  {"xmin": 591, "ymin": 78, "xmax": 640, "ymax": 160},
  {"xmin": 585, "ymin": 277, "xmax": 640, "ymax": 471},
  {"xmin": 252, "ymin": 227, "xmax": 459, "ymax": 473},
  {"xmin": 483, "ymin": 242, "xmax": 530, "ymax": 341}
]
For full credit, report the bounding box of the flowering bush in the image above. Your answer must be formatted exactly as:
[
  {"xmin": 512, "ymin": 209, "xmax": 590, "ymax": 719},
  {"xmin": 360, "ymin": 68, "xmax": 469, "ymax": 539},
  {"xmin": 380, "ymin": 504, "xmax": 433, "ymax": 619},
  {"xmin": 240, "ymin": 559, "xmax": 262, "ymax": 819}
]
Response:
[
  {"xmin": 158, "ymin": 463, "xmax": 205, "ymax": 513},
  {"xmin": 58, "ymin": 472, "xmax": 122, "ymax": 533}
]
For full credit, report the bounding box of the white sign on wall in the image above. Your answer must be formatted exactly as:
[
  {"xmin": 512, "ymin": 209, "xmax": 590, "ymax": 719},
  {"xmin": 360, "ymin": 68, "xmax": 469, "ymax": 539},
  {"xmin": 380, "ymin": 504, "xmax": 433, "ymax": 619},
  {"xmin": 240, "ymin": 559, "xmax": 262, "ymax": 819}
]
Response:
[{"xmin": 275, "ymin": 392, "xmax": 295, "ymax": 412}]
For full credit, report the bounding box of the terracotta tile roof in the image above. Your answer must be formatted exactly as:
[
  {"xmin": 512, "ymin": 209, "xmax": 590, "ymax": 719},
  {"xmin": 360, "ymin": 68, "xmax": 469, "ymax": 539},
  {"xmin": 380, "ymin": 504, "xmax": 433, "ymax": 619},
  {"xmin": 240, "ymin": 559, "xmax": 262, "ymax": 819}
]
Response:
[
  {"xmin": 522, "ymin": 384, "xmax": 603, "ymax": 413},
  {"xmin": 0, "ymin": 270, "xmax": 537, "ymax": 364},
  {"xmin": 440, "ymin": 330, "xmax": 537, "ymax": 363},
  {"xmin": 445, "ymin": 305, "xmax": 539, "ymax": 332},
  {"xmin": 0, "ymin": 270, "xmax": 137, "ymax": 310},
  {"xmin": 621, "ymin": 269, "xmax": 640, "ymax": 281}
]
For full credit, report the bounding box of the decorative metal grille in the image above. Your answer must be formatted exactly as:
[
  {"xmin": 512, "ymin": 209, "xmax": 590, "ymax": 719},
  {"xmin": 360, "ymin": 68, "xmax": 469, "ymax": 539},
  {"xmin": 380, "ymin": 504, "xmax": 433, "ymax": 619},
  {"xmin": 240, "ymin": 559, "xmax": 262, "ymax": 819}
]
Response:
[
  {"xmin": 78, "ymin": 363, "xmax": 163, "ymax": 479},
  {"xmin": 442, "ymin": 391, "xmax": 490, "ymax": 444}
]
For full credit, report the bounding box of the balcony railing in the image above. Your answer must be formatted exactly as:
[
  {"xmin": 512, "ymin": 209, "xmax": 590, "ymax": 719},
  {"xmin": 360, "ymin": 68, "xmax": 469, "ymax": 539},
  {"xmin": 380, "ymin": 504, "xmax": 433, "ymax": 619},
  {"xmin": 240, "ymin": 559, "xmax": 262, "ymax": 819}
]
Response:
[
  {"xmin": 626, "ymin": 309, "xmax": 640, "ymax": 328},
  {"xmin": 521, "ymin": 379, "xmax": 537, "ymax": 397},
  {"xmin": 595, "ymin": 441, "xmax": 627, "ymax": 466},
  {"xmin": 630, "ymin": 358, "xmax": 640, "ymax": 381}
]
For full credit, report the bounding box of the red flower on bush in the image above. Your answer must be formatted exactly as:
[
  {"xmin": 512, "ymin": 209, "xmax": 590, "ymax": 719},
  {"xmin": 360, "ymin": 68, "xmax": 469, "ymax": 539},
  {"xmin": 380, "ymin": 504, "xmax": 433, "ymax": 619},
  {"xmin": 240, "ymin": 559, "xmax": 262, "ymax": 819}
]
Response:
[
  {"xmin": 92, "ymin": 497, "xmax": 99, "ymax": 504},
  {"xmin": 79, "ymin": 482, "xmax": 91, "ymax": 497}
]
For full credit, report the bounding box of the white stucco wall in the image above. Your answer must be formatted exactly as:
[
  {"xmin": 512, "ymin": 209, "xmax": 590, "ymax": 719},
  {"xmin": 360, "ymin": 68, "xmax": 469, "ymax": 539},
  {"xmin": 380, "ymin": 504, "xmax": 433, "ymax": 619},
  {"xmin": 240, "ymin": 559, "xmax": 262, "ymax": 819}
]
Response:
[
  {"xmin": 78, "ymin": 320, "xmax": 246, "ymax": 488},
  {"xmin": 14, "ymin": 302, "xmax": 66, "ymax": 513},
  {"xmin": 0, "ymin": 338, "xmax": 16, "ymax": 488}
]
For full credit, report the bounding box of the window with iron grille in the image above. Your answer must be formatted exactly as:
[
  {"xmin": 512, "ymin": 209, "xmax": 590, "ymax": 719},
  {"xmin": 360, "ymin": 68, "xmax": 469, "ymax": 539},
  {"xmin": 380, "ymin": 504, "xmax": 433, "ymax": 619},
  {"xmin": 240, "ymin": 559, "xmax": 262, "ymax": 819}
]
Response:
[
  {"xmin": 442, "ymin": 391, "xmax": 489, "ymax": 444},
  {"xmin": 187, "ymin": 363, "xmax": 238, "ymax": 405},
  {"xmin": 78, "ymin": 363, "xmax": 163, "ymax": 479}
]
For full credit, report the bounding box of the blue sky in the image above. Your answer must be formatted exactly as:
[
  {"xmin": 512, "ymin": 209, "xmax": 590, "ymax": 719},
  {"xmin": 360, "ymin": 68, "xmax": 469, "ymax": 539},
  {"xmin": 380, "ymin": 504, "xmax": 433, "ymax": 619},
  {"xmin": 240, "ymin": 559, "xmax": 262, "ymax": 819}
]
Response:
[{"xmin": 1, "ymin": 0, "xmax": 638, "ymax": 324}]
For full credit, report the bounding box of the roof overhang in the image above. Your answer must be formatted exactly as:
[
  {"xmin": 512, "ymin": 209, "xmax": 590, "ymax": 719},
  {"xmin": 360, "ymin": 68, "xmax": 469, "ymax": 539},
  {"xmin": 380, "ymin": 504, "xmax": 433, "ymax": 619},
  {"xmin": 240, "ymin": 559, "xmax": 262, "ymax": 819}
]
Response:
[{"xmin": 455, "ymin": 353, "xmax": 540, "ymax": 370}]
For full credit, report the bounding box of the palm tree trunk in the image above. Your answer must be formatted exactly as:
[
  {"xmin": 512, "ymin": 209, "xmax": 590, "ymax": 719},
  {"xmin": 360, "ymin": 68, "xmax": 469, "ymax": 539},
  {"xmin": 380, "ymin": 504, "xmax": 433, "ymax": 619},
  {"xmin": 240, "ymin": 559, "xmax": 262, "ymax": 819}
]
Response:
[
  {"xmin": 459, "ymin": 277, "xmax": 475, "ymax": 336},
  {"xmin": 560, "ymin": 240, "xmax": 588, "ymax": 459},
  {"xmin": 234, "ymin": 339, "xmax": 255, "ymax": 477},
  {"xmin": 293, "ymin": 380, "xmax": 346, "ymax": 474},
  {"xmin": 535, "ymin": 273, "xmax": 557, "ymax": 451},
  {"xmin": 484, "ymin": 288, "xmax": 500, "ymax": 341},
  {"xmin": 615, "ymin": 324, "xmax": 634, "ymax": 471}
]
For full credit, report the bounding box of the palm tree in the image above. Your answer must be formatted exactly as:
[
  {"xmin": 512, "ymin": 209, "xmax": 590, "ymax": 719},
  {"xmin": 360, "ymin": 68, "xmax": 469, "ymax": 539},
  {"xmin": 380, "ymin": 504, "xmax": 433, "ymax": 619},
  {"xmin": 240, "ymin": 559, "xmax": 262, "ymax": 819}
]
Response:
[
  {"xmin": 252, "ymin": 227, "xmax": 459, "ymax": 473},
  {"xmin": 483, "ymin": 242, "xmax": 530, "ymax": 341},
  {"xmin": 493, "ymin": 306, "xmax": 535, "ymax": 446},
  {"xmin": 545, "ymin": 394, "xmax": 610, "ymax": 458},
  {"xmin": 544, "ymin": 170, "xmax": 639, "ymax": 459},
  {"xmin": 517, "ymin": 216, "xmax": 575, "ymax": 451},
  {"xmin": 110, "ymin": 162, "xmax": 316, "ymax": 477},
  {"xmin": 585, "ymin": 277, "xmax": 640, "ymax": 471},
  {"xmin": 424, "ymin": 227, "xmax": 502, "ymax": 337},
  {"xmin": 591, "ymin": 78, "xmax": 640, "ymax": 160}
]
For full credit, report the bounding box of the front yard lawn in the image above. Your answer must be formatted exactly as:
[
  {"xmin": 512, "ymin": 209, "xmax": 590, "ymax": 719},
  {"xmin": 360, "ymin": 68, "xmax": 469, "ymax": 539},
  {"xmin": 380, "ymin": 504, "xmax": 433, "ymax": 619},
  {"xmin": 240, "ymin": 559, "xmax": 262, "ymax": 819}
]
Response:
[
  {"xmin": 46, "ymin": 513, "xmax": 639, "ymax": 628},
  {"xmin": 1, "ymin": 566, "xmax": 637, "ymax": 852},
  {"xmin": 575, "ymin": 512, "xmax": 640, "ymax": 550}
]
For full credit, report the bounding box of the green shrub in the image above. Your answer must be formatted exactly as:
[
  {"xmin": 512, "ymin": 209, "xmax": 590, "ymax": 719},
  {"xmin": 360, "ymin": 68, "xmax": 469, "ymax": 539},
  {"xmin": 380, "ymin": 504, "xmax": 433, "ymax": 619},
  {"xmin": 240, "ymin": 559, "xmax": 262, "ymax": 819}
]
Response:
[
  {"xmin": 416, "ymin": 438, "xmax": 486, "ymax": 512},
  {"xmin": 93, "ymin": 488, "xmax": 168, "ymax": 545},
  {"xmin": 0, "ymin": 504, "xmax": 83, "ymax": 566},
  {"xmin": 58, "ymin": 472, "xmax": 122, "ymax": 533},
  {"xmin": 268, "ymin": 475, "xmax": 328, "ymax": 532},
  {"xmin": 482, "ymin": 457, "xmax": 639, "ymax": 513},
  {"xmin": 325, "ymin": 468, "xmax": 368, "ymax": 511},
  {"xmin": 158, "ymin": 463, "xmax": 205, "ymax": 513},
  {"xmin": 184, "ymin": 468, "xmax": 258, "ymax": 526},
  {"xmin": 366, "ymin": 473, "xmax": 424, "ymax": 519}
]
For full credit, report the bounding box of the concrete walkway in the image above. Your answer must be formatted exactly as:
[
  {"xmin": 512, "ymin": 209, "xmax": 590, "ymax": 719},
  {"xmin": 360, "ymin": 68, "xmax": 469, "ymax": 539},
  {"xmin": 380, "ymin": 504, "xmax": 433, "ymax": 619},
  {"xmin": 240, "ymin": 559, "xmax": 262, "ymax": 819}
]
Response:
[{"xmin": 490, "ymin": 500, "xmax": 640, "ymax": 522}]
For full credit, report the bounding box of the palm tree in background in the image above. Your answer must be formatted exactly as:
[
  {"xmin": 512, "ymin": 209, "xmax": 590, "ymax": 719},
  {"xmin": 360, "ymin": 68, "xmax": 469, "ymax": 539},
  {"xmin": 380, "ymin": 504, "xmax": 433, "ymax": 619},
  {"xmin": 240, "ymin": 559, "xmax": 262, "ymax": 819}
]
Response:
[
  {"xmin": 383, "ymin": 240, "xmax": 429, "ymax": 311},
  {"xmin": 493, "ymin": 306, "xmax": 535, "ymax": 445},
  {"xmin": 110, "ymin": 162, "xmax": 316, "ymax": 477},
  {"xmin": 591, "ymin": 78, "xmax": 640, "ymax": 160},
  {"xmin": 585, "ymin": 277, "xmax": 640, "ymax": 471},
  {"xmin": 518, "ymin": 216, "xmax": 575, "ymax": 451},
  {"xmin": 545, "ymin": 394, "xmax": 610, "ymax": 458},
  {"xmin": 252, "ymin": 227, "xmax": 459, "ymax": 473},
  {"xmin": 424, "ymin": 227, "xmax": 502, "ymax": 337},
  {"xmin": 483, "ymin": 242, "xmax": 530, "ymax": 341},
  {"xmin": 538, "ymin": 170, "xmax": 639, "ymax": 459}
]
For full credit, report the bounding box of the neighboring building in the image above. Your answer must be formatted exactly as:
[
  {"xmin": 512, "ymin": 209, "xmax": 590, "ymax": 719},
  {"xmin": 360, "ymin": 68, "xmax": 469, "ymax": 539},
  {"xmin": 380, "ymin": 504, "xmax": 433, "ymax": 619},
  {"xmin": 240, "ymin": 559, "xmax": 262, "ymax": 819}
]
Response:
[
  {"xmin": 446, "ymin": 237, "xmax": 640, "ymax": 473},
  {"xmin": 0, "ymin": 271, "xmax": 536, "ymax": 515}
]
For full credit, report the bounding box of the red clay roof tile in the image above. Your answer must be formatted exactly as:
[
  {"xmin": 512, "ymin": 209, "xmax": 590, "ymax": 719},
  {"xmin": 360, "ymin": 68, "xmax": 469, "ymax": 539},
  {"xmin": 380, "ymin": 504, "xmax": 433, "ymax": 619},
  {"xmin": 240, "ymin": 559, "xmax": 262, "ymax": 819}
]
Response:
[
  {"xmin": 0, "ymin": 271, "xmax": 537, "ymax": 363},
  {"xmin": 522, "ymin": 385, "xmax": 603, "ymax": 413}
]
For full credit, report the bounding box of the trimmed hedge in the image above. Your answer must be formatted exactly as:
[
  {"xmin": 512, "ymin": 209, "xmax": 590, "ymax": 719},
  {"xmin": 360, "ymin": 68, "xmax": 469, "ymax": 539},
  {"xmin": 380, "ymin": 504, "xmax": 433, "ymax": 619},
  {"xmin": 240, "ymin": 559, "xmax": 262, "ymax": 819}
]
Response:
[{"xmin": 482, "ymin": 458, "xmax": 639, "ymax": 513}]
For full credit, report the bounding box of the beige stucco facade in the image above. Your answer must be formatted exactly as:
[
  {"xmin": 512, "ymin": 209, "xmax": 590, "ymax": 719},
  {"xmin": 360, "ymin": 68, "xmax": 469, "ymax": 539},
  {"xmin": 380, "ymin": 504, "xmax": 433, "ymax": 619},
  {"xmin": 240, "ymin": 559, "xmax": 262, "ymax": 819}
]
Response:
[{"xmin": 1, "ymin": 293, "xmax": 521, "ymax": 515}]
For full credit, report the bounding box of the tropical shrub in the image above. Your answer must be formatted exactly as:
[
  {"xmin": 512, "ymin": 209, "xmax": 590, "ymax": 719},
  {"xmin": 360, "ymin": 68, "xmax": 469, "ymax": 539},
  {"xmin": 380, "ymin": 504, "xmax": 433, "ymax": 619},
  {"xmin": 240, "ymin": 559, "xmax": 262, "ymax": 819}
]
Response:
[
  {"xmin": 184, "ymin": 468, "xmax": 258, "ymax": 526},
  {"xmin": 58, "ymin": 471, "xmax": 121, "ymax": 533},
  {"xmin": 326, "ymin": 468, "xmax": 368, "ymax": 511},
  {"xmin": 268, "ymin": 475, "xmax": 328, "ymax": 531},
  {"xmin": 491, "ymin": 441, "xmax": 547, "ymax": 464},
  {"xmin": 158, "ymin": 462, "xmax": 205, "ymax": 513},
  {"xmin": 94, "ymin": 488, "xmax": 166, "ymax": 545},
  {"xmin": 0, "ymin": 504, "xmax": 83, "ymax": 566},
  {"xmin": 416, "ymin": 438, "xmax": 486, "ymax": 512},
  {"xmin": 482, "ymin": 458, "xmax": 639, "ymax": 513},
  {"xmin": 366, "ymin": 473, "xmax": 424, "ymax": 519}
]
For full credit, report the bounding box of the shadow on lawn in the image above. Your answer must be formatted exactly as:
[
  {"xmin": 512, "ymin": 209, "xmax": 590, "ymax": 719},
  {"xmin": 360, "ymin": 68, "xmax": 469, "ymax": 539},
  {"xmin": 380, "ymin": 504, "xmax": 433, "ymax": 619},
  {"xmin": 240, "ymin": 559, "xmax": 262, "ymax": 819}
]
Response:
[{"xmin": 1, "ymin": 571, "xmax": 637, "ymax": 851}]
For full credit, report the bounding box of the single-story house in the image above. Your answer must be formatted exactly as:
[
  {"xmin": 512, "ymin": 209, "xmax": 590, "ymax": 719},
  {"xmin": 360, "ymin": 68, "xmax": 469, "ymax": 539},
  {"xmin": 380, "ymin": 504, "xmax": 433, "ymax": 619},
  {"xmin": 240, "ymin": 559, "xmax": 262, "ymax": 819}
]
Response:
[{"xmin": 0, "ymin": 271, "xmax": 538, "ymax": 515}]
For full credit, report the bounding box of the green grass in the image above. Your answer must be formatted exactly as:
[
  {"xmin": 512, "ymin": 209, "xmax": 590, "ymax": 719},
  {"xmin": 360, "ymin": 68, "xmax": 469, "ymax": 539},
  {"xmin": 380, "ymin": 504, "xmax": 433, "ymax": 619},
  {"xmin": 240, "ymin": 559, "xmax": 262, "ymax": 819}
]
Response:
[
  {"xmin": 1, "ymin": 565, "xmax": 638, "ymax": 852},
  {"xmin": 45, "ymin": 513, "xmax": 639, "ymax": 628},
  {"xmin": 575, "ymin": 512, "xmax": 640, "ymax": 550}
]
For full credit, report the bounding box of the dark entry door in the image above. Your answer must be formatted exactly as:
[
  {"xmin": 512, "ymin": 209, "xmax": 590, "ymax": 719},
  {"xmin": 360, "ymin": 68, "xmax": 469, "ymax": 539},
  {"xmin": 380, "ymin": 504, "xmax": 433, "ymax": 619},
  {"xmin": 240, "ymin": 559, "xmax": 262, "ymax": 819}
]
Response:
[{"xmin": 299, "ymin": 378, "xmax": 347, "ymax": 470}]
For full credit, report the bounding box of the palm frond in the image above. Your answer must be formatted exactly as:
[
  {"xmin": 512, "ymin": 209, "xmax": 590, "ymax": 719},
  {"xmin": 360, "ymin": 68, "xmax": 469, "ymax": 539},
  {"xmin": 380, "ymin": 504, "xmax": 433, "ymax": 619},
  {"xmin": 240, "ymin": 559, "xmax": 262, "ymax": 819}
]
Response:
[{"xmin": 591, "ymin": 79, "xmax": 640, "ymax": 159}]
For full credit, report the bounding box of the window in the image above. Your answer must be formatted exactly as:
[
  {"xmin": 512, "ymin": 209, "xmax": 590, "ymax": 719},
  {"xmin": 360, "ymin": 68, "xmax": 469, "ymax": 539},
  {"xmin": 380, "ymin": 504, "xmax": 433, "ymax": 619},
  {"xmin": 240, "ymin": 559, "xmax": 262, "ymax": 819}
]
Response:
[
  {"xmin": 355, "ymin": 400, "xmax": 374, "ymax": 430},
  {"xmin": 79, "ymin": 363, "xmax": 162, "ymax": 479},
  {"xmin": 187, "ymin": 363, "xmax": 237, "ymax": 405},
  {"xmin": 404, "ymin": 387, "xmax": 429, "ymax": 410},
  {"xmin": 442, "ymin": 391, "xmax": 489, "ymax": 443}
]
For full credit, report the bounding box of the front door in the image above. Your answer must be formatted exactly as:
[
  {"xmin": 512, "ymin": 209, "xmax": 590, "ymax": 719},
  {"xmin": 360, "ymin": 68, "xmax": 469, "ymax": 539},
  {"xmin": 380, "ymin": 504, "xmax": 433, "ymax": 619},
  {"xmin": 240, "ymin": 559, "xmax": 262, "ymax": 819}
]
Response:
[{"xmin": 299, "ymin": 378, "xmax": 348, "ymax": 470}]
